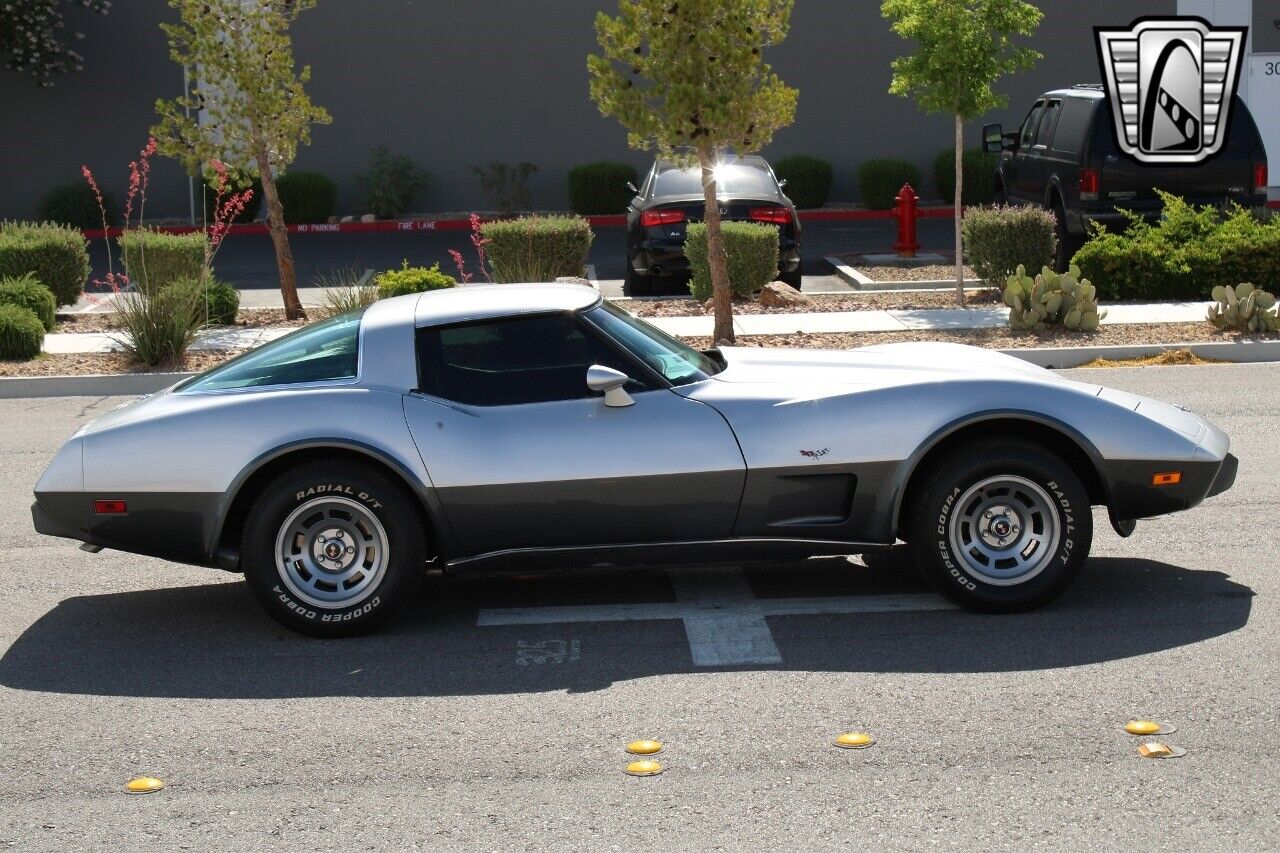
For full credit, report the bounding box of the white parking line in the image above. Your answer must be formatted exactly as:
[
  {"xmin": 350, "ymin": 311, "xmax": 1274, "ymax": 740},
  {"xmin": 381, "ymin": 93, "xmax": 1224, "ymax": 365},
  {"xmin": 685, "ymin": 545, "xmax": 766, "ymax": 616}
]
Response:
[{"xmin": 477, "ymin": 567, "xmax": 956, "ymax": 666}]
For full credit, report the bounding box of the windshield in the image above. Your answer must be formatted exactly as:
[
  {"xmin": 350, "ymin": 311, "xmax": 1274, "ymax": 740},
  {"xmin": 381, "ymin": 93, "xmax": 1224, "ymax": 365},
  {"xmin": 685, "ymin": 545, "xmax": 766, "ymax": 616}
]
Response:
[
  {"xmin": 584, "ymin": 301, "xmax": 721, "ymax": 387},
  {"xmin": 652, "ymin": 163, "xmax": 778, "ymax": 198},
  {"xmin": 177, "ymin": 308, "xmax": 366, "ymax": 392}
]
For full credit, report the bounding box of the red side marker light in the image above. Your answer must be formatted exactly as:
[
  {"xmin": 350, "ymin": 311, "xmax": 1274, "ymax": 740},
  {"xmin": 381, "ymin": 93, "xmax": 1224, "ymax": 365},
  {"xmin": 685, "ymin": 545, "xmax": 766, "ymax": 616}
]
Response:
[
  {"xmin": 1151, "ymin": 472, "xmax": 1181, "ymax": 486},
  {"xmin": 93, "ymin": 499, "xmax": 128, "ymax": 514}
]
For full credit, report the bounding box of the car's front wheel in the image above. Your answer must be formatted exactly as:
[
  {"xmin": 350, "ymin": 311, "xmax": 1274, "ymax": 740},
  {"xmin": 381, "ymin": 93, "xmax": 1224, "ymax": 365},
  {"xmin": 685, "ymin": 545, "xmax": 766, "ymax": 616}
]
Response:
[
  {"xmin": 241, "ymin": 460, "xmax": 427, "ymax": 637},
  {"xmin": 903, "ymin": 438, "xmax": 1092, "ymax": 612}
]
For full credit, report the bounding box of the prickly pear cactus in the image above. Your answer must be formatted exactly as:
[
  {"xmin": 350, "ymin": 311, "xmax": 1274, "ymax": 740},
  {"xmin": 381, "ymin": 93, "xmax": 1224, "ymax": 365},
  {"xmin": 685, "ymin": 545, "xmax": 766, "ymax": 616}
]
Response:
[
  {"xmin": 1207, "ymin": 283, "xmax": 1280, "ymax": 332},
  {"xmin": 1004, "ymin": 263, "xmax": 1106, "ymax": 332}
]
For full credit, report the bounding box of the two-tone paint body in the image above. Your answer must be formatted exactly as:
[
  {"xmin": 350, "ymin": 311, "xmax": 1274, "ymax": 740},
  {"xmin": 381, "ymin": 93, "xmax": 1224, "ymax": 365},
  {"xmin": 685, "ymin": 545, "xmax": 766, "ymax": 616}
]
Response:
[{"xmin": 33, "ymin": 284, "xmax": 1235, "ymax": 574}]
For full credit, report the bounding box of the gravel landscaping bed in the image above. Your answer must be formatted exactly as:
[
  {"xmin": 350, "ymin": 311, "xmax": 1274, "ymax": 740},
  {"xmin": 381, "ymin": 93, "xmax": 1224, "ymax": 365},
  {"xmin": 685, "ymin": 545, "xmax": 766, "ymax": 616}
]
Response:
[
  {"xmin": 54, "ymin": 307, "xmax": 336, "ymax": 334},
  {"xmin": 625, "ymin": 289, "xmax": 1000, "ymax": 317},
  {"xmin": 855, "ymin": 263, "xmax": 979, "ymax": 282},
  {"xmin": 0, "ymin": 351, "xmax": 233, "ymax": 378},
  {"xmin": 7, "ymin": 321, "xmax": 1275, "ymax": 378},
  {"xmin": 679, "ymin": 323, "xmax": 1280, "ymax": 352}
]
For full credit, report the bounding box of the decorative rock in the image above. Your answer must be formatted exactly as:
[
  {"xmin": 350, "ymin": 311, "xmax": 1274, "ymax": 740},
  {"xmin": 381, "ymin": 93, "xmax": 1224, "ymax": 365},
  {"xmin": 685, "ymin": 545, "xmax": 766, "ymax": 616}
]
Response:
[
  {"xmin": 554, "ymin": 276, "xmax": 593, "ymax": 286},
  {"xmin": 758, "ymin": 281, "xmax": 814, "ymax": 309},
  {"xmin": 360, "ymin": 213, "xmax": 377, "ymax": 223},
  {"xmin": 327, "ymin": 215, "xmax": 339, "ymax": 224},
  {"xmin": 339, "ymin": 215, "xmax": 355, "ymax": 224}
]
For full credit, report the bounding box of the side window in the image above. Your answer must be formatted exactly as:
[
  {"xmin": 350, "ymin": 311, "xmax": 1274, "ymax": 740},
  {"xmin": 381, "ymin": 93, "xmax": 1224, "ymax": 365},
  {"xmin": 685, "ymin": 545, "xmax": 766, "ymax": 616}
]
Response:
[
  {"xmin": 1051, "ymin": 98, "xmax": 1095, "ymax": 156},
  {"xmin": 179, "ymin": 309, "xmax": 364, "ymax": 392},
  {"xmin": 416, "ymin": 313, "xmax": 653, "ymax": 407},
  {"xmin": 1019, "ymin": 100, "xmax": 1046, "ymax": 149},
  {"xmin": 1034, "ymin": 99, "xmax": 1063, "ymax": 148}
]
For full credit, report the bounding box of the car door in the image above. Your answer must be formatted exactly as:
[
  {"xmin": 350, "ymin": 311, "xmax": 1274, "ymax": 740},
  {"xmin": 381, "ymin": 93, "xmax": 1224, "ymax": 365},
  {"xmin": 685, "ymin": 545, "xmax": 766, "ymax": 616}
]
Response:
[
  {"xmin": 1026, "ymin": 98, "xmax": 1063, "ymax": 199},
  {"xmin": 1005, "ymin": 99, "xmax": 1046, "ymax": 202},
  {"xmin": 402, "ymin": 311, "xmax": 746, "ymax": 556}
]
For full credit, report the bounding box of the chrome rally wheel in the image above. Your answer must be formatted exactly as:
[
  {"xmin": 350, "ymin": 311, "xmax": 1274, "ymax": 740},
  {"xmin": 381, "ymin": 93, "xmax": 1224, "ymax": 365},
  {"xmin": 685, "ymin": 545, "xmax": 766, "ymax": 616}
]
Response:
[
  {"xmin": 275, "ymin": 497, "xmax": 389, "ymax": 609},
  {"xmin": 242, "ymin": 461, "xmax": 427, "ymax": 637},
  {"xmin": 904, "ymin": 438, "xmax": 1092, "ymax": 613},
  {"xmin": 946, "ymin": 475, "xmax": 1060, "ymax": 587}
]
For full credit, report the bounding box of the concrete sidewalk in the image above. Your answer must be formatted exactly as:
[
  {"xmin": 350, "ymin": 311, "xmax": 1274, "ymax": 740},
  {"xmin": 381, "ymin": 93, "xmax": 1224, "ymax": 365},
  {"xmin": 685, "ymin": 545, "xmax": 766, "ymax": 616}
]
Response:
[{"xmin": 43, "ymin": 300, "xmax": 1214, "ymax": 354}]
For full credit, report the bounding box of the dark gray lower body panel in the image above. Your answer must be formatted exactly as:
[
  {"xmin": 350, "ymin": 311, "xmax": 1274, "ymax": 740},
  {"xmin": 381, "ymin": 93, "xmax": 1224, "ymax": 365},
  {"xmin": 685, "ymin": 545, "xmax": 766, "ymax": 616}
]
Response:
[{"xmin": 33, "ymin": 491, "xmax": 221, "ymax": 566}]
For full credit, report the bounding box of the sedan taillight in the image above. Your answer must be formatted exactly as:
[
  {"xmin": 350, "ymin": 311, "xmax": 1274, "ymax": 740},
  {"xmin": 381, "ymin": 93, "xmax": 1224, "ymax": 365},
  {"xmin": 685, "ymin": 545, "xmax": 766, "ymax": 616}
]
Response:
[
  {"xmin": 749, "ymin": 206, "xmax": 790, "ymax": 224},
  {"xmin": 1255, "ymin": 162, "xmax": 1268, "ymax": 191},
  {"xmin": 640, "ymin": 209, "xmax": 685, "ymax": 227}
]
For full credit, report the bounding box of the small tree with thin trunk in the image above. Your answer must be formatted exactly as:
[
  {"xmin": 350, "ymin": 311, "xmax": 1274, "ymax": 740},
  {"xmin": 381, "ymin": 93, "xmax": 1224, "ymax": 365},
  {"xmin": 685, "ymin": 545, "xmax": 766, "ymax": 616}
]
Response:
[
  {"xmin": 589, "ymin": 0, "xmax": 798, "ymax": 345},
  {"xmin": 882, "ymin": 0, "xmax": 1042, "ymax": 306},
  {"xmin": 152, "ymin": 0, "xmax": 330, "ymax": 320}
]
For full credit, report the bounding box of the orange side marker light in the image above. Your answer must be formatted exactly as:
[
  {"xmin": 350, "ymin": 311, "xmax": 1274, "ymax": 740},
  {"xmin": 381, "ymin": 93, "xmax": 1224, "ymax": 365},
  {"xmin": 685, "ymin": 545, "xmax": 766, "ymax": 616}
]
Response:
[{"xmin": 1152, "ymin": 472, "xmax": 1182, "ymax": 486}]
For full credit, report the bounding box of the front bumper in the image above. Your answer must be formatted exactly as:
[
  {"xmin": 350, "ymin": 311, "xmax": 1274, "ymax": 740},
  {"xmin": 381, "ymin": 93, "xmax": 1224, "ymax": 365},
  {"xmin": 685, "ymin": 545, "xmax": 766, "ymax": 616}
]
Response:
[
  {"xmin": 1104, "ymin": 452, "xmax": 1237, "ymax": 522},
  {"xmin": 31, "ymin": 499, "xmax": 87, "ymax": 543}
]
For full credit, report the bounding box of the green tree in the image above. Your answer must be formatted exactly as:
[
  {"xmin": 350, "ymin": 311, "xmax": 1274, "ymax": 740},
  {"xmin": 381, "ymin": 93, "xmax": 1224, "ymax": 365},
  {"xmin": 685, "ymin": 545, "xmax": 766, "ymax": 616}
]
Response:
[
  {"xmin": 1, "ymin": 0, "xmax": 109, "ymax": 87},
  {"xmin": 589, "ymin": 0, "xmax": 798, "ymax": 344},
  {"xmin": 152, "ymin": 0, "xmax": 331, "ymax": 320},
  {"xmin": 882, "ymin": 0, "xmax": 1042, "ymax": 305}
]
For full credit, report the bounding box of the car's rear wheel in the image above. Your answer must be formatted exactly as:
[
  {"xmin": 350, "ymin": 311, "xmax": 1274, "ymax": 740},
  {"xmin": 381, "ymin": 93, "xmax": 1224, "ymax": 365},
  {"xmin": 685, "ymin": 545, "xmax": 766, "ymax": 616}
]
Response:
[
  {"xmin": 903, "ymin": 438, "xmax": 1092, "ymax": 612},
  {"xmin": 624, "ymin": 265, "xmax": 653, "ymax": 297},
  {"xmin": 241, "ymin": 460, "xmax": 427, "ymax": 637},
  {"xmin": 778, "ymin": 266, "xmax": 803, "ymax": 290},
  {"xmin": 1051, "ymin": 198, "xmax": 1081, "ymax": 272}
]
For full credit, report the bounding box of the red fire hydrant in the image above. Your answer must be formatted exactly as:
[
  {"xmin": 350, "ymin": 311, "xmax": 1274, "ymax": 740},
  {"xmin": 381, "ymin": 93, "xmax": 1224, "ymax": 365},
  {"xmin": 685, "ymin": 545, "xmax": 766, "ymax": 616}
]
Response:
[{"xmin": 893, "ymin": 183, "xmax": 921, "ymax": 258}]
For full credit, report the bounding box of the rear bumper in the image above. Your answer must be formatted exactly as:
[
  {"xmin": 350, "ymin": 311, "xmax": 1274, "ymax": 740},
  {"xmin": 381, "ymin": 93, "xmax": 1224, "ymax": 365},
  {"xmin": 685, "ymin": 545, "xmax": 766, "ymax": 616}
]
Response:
[{"xmin": 631, "ymin": 241, "xmax": 802, "ymax": 278}]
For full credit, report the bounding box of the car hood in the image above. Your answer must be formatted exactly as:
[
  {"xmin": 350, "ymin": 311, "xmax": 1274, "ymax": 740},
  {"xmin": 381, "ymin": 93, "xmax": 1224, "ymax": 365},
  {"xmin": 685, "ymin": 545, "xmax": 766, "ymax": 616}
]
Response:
[{"xmin": 703, "ymin": 341, "xmax": 1081, "ymax": 392}]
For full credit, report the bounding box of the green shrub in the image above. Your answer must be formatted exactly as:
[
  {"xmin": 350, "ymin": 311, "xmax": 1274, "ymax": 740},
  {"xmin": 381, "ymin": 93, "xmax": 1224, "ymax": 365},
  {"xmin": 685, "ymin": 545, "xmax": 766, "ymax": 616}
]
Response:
[
  {"xmin": 685, "ymin": 221, "xmax": 780, "ymax": 301},
  {"xmin": 1207, "ymin": 283, "xmax": 1279, "ymax": 332},
  {"xmin": 0, "ymin": 221, "xmax": 90, "ymax": 306},
  {"xmin": 1073, "ymin": 192, "xmax": 1280, "ymax": 300},
  {"xmin": 119, "ymin": 229, "xmax": 207, "ymax": 293},
  {"xmin": 276, "ymin": 171, "xmax": 337, "ymax": 224},
  {"xmin": 38, "ymin": 181, "xmax": 116, "ymax": 230},
  {"xmin": 0, "ymin": 273, "xmax": 57, "ymax": 331},
  {"xmin": 933, "ymin": 149, "xmax": 999, "ymax": 206},
  {"xmin": 567, "ymin": 161, "xmax": 639, "ymax": 216},
  {"xmin": 357, "ymin": 147, "xmax": 427, "ymax": 219},
  {"xmin": 202, "ymin": 173, "xmax": 262, "ymax": 224},
  {"xmin": 315, "ymin": 265, "xmax": 380, "ymax": 312},
  {"xmin": 163, "ymin": 276, "xmax": 240, "ymax": 327},
  {"xmin": 472, "ymin": 162, "xmax": 537, "ymax": 217},
  {"xmin": 0, "ymin": 304, "xmax": 46, "ymax": 360},
  {"xmin": 113, "ymin": 285, "xmax": 202, "ymax": 367},
  {"xmin": 858, "ymin": 158, "xmax": 922, "ymax": 210},
  {"xmin": 773, "ymin": 155, "xmax": 833, "ymax": 209},
  {"xmin": 1003, "ymin": 264, "xmax": 1107, "ymax": 332},
  {"xmin": 375, "ymin": 261, "xmax": 456, "ymax": 298},
  {"xmin": 962, "ymin": 205, "xmax": 1057, "ymax": 286},
  {"xmin": 480, "ymin": 215, "xmax": 594, "ymax": 283}
]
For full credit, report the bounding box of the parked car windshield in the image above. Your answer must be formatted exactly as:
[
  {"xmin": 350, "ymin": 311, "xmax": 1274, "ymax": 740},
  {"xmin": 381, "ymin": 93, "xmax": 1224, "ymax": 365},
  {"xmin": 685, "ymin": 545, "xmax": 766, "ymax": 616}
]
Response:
[
  {"xmin": 177, "ymin": 308, "xmax": 365, "ymax": 392},
  {"xmin": 585, "ymin": 301, "xmax": 722, "ymax": 386},
  {"xmin": 652, "ymin": 164, "xmax": 777, "ymax": 198}
]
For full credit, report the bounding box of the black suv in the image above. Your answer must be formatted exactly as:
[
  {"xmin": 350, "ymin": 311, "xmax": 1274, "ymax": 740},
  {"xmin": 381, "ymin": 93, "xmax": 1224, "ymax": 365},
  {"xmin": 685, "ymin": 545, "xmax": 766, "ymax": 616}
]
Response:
[{"xmin": 984, "ymin": 85, "xmax": 1269, "ymax": 270}]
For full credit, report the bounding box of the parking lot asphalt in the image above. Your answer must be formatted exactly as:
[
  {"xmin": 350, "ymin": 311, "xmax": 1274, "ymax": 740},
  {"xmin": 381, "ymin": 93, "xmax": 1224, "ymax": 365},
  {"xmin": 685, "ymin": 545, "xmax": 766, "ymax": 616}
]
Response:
[
  {"xmin": 84, "ymin": 218, "xmax": 960, "ymax": 292},
  {"xmin": 0, "ymin": 364, "xmax": 1276, "ymax": 851}
]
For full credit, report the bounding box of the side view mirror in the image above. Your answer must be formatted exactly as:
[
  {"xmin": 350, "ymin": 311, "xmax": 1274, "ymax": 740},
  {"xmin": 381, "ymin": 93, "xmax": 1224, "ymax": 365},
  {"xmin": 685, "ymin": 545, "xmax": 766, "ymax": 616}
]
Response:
[
  {"xmin": 777, "ymin": 178, "xmax": 788, "ymax": 188},
  {"xmin": 982, "ymin": 123, "xmax": 1006, "ymax": 154},
  {"xmin": 626, "ymin": 182, "xmax": 639, "ymax": 194},
  {"xmin": 586, "ymin": 364, "xmax": 635, "ymax": 408}
]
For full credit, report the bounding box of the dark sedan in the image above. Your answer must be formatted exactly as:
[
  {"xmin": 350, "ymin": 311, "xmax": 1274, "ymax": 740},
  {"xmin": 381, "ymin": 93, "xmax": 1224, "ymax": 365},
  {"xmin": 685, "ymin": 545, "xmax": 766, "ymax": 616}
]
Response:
[{"xmin": 624, "ymin": 156, "xmax": 802, "ymax": 296}]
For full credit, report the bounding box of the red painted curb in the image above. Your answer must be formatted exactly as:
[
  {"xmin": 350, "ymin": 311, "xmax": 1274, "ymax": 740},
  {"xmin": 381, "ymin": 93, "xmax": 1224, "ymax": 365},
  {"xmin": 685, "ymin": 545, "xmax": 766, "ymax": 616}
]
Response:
[{"xmin": 78, "ymin": 201, "xmax": 1280, "ymax": 239}]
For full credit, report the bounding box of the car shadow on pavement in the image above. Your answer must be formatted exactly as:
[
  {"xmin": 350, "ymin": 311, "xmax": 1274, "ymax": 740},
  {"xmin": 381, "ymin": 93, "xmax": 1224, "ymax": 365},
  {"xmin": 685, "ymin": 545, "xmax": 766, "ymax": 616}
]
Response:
[{"xmin": 0, "ymin": 556, "xmax": 1253, "ymax": 700}]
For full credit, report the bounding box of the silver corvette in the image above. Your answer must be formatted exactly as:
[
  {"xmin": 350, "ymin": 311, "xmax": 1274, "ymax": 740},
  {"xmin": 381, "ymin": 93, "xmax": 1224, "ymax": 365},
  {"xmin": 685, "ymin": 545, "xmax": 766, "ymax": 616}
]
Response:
[{"xmin": 33, "ymin": 283, "xmax": 1237, "ymax": 636}]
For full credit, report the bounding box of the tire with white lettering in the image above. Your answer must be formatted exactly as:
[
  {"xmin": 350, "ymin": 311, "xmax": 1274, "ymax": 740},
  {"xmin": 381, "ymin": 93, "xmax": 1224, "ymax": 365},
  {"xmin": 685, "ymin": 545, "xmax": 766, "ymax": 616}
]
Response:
[
  {"xmin": 241, "ymin": 460, "xmax": 427, "ymax": 637},
  {"xmin": 904, "ymin": 438, "xmax": 1091, "ymax": 612}
]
